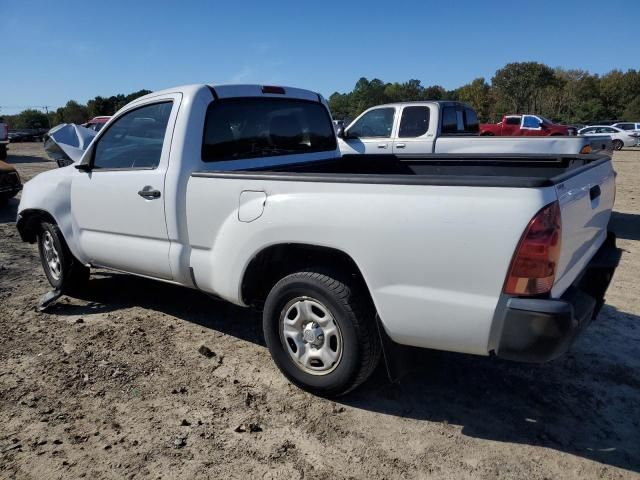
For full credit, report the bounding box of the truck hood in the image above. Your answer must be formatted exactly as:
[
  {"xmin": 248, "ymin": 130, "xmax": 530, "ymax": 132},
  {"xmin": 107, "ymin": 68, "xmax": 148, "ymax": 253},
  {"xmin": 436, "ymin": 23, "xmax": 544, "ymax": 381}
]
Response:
[{"xmin": 44, "ymin": 123, "xmax": 97, "ymax": 167}]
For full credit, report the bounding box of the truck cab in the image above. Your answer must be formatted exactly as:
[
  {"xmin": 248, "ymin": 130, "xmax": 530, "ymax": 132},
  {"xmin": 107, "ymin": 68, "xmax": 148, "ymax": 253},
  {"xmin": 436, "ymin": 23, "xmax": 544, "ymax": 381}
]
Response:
[{"xmin": 338, "ymin": 101, "xmax": 479, "ymax": 155}]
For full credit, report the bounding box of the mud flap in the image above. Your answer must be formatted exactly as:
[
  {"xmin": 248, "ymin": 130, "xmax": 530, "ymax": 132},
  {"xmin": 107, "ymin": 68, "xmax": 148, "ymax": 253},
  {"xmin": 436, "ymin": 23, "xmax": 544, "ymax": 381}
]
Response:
[
  {"xmin": 38, "ymin": 288, "xmax": 62, "ymax": 312},
  {"xmin": 375, "ymin": 315, "xmax": 413, "ymax": 383}
]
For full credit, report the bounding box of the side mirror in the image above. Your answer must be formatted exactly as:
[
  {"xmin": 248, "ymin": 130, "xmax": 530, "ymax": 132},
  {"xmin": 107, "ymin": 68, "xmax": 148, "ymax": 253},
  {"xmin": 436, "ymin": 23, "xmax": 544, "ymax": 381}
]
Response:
[
  {"xmin": 336, "ymin": 126, "xmax": 346, "ymax": 139},
  {"xmin": 75, "ymin": 144, "xmax": 95, "ymax": 171}
]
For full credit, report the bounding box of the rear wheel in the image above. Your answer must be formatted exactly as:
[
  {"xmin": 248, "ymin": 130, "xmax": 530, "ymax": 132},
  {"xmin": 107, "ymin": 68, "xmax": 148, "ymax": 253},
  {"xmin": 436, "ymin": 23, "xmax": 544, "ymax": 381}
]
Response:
[
  {"xmin": 38, "ymin": 222, "xmax": 89, "ymax": 294},
  {"xmin": 263, "ymin": 269, "xmax": 381, "ymax": 397},
  {"xmin": 612, "ymin": 139, "xmax": 624, "ymax": 151}
]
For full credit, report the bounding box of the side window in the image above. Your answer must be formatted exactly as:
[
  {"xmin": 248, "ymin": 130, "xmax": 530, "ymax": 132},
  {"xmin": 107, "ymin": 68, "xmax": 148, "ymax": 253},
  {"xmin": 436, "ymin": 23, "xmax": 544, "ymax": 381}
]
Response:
[
  {"xmin": 441, "ymin": 106, "xmax": 480, "ymax": 135},
  {"xmin": 581, "ymin": 128, "xmax": 594, "ymax": 134},
  {"xmin": 464, "ymin": 108, "xmax": 479, "ymax": 133},
  {"xmin": 93, "ymin": 102, "xmax": 173, "ymax": 169},
  {"xmin": 441, "ymin": 107, "xmax": 458, "ymax": 134},
  {"xmin": 398, "ymin": 106, "xmax": 430, "ymax": 137},
  {"xmin": 505, "ymin": 117, "xmax": 521, "ymax": 125},
  {"xmin": 348, "ymin": 108, "xmax": 395, "ymax": 138},
  {"xmin": 617, "ymin": 124, "xmax": 632, "ymax": 130},
  {"xmin": 522, "ymin": 116, "xmax": 541, "ymax": 129}
]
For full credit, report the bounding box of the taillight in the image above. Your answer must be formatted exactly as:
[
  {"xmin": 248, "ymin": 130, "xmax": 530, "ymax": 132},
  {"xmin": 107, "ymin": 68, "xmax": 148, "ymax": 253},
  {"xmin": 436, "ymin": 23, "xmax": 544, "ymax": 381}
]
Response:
[
  {"xmin": 580, "ymin": 145, "xmax": 592, "ymax": 154},
  {"xmin": 504, "ymin": 201, "xmax": 562, "ymax": 296}
]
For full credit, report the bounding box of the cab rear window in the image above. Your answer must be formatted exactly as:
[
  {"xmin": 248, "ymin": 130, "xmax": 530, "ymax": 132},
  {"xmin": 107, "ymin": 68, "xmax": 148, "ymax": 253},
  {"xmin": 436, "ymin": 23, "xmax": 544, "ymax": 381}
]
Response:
[
  {"xmin": 202, "ymin": 98, "xmax": 337, "ymax": 162},
  {"xmin": 440, "ymin": 106, "xmax": 479, "ymax": 135}
]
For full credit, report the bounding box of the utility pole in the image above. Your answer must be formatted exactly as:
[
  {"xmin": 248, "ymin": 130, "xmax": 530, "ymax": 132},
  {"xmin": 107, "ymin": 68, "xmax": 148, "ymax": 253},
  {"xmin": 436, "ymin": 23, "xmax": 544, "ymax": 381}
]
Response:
[{"xmin": 43, "ymin": 106, "xmax": 51, "ymax": 129}]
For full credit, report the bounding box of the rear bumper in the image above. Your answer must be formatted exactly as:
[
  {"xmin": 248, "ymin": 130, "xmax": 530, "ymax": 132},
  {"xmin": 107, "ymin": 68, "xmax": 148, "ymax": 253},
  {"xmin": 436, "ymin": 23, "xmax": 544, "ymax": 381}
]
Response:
[{"xmin": 496, "ymin": 232, "xmax": 621, "ymax": 363}]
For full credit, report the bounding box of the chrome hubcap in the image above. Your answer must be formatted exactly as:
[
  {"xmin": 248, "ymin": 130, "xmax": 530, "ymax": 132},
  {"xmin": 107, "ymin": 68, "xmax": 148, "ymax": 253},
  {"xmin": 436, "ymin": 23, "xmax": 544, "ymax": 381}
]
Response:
[
  {"xmin": 279, "ymin": 297, "xmax": 343, "ymax": 375},
  {"xmin": 42, "ymin": 231, "xmax": 62, "ymax": 281}
]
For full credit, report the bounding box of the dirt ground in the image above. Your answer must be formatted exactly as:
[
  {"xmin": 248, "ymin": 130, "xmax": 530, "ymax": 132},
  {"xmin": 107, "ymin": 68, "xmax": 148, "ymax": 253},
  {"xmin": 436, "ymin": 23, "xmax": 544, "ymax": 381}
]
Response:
[{"xmin": 1, "ymin": 142, "xmax": 639, "ymax": 480}]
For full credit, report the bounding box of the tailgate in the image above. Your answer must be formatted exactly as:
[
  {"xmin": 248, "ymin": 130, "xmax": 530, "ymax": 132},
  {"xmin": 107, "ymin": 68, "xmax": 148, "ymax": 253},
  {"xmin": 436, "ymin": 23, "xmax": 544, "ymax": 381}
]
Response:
[{"xmin": 551, "ymin": 159, "xmax": 616, "ymax": 297}]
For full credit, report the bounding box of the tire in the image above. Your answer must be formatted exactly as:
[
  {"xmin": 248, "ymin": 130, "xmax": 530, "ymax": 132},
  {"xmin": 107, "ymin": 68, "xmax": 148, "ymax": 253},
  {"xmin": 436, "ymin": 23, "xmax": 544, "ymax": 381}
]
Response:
[
  {"xmin": 0, "ymin": 145, "xmax": 7, "ymax": 160},
  {"xmin": 263, "ymin": 269, "xmax": 381, "ymax": 397},
  {"xmin": 37, "ymin": 222, "xmax": 89, "ymax": 294},
  {"xmin": 612, "ymin": 139, "xmax": 624, "ymax": 151}
]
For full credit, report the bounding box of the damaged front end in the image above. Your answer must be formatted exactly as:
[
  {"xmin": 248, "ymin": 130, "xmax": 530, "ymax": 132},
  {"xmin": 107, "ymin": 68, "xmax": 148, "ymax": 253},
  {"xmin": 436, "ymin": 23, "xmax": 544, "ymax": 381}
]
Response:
[{"xmin": 44, "ymin": 123, "xmax": 97, "ymax": 167}]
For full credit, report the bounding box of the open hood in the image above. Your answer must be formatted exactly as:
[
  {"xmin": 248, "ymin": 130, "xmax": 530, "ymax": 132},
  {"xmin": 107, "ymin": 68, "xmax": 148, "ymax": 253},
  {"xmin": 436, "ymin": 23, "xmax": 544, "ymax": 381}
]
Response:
[{"xmin": 44, "ymin": 123, "xmax": 97, "ymax": 167}]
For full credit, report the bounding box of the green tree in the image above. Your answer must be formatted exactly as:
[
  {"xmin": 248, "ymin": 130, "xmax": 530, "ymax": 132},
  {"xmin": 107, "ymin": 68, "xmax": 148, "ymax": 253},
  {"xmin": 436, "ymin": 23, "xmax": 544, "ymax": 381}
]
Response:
[
  {"xmin": 492, "ymin": 62, "xmax": 555, "ymax": 113},
  {"xmin": 16, "ymin": 109, "xmax": 50, "ymax": 129},
  {"xmin": 622, "ymin": 96, "xmax": 640, "ymax": 120},
  {"xmin": 455, "ymin": 78, "xmax": 492, "ymax": 122}
]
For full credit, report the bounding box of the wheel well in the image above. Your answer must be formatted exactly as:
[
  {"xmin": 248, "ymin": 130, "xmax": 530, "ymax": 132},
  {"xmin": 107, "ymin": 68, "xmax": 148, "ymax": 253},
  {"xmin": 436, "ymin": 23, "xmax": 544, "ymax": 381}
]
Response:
[
  {"xmin": 16, "ymin": 209, "xmax": 55, "ymax": 243},
  {"xmin": 480, "ymin": 131, "xmax": 494, "ymax": 136},
  {"xmin": 241, "ymin": 244, "xmax": 368, "ymax": 308}
]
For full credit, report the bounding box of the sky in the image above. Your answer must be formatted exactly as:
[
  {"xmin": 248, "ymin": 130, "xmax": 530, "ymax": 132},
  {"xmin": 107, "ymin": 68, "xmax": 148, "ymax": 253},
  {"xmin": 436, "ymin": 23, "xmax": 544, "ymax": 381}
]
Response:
[{"xmin": 1, "ymin": 0, "xmax": 639, "ymax": 114}]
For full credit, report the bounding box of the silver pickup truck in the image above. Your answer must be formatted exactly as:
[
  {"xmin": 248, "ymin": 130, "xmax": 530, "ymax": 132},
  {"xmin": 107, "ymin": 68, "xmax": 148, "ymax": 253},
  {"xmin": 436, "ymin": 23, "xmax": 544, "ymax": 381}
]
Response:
[{"xmin": 338, "ymin": 101, "xmax": 611, "ymax": 156}]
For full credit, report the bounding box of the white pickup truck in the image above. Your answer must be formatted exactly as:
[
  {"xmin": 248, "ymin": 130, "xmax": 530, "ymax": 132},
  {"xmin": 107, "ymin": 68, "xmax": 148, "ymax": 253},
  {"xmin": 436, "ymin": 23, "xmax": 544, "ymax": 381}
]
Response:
[
  {"xmin": 17, "ymin": 84, "xmax": 621, "ymax": 396},
  {"xmin": 338, "ymin": 101, "xmax": 611, "ymax": 156}
]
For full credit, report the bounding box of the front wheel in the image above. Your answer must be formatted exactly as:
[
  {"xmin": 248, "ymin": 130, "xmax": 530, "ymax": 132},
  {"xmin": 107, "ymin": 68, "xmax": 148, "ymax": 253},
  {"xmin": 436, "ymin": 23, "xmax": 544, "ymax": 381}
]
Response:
[
  {"xmin": 263, "ymin": 270, "xmax": 381, "ymax": 397},
  {"xmin": 612, "ymin": 139, "xmax": 624, "ymax": 151},
  {"xmin": 38, "ymin": 222, "xmax": 89, "ymax": 294}
]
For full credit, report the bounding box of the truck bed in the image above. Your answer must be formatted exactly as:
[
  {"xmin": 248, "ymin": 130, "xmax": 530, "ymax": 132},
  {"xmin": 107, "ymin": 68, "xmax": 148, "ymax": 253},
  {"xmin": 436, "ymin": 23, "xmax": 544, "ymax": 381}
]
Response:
[{"xmin": 194, "ymin": 153, "xmax": 611, "ymax": 189}]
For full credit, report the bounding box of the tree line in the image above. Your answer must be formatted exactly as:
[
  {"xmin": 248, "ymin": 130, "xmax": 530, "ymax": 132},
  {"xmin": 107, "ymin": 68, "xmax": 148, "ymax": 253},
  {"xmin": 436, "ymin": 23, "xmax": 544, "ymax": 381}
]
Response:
[
  {"xmin": 328, "ymin": 62, "xmax": 640, "ymax": 124},
  {"xmin": 3, "ymin": 62, "xmax": 639, "ymax": 130},
  {"xmin": 2, "ymin": 89, "xmax": 151, "ymax": 130}
]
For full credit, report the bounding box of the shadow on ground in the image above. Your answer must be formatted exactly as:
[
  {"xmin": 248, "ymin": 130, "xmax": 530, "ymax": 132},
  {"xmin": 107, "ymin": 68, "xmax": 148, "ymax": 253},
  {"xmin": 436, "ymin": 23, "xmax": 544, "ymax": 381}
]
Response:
[
  {"xmin": 0, "ymin": 198, "xmax": 18, "ymax": 224},
  {"xmin": 610, "ymin": 211, "xmax": 640, "ymax": 241},
  {"xmin": 48, "ymin": 271, "xmax": 640, "ymax": 473},
  {"xmin": 5, "ymin": 152, "xmax": 49, "ymax": 164}
]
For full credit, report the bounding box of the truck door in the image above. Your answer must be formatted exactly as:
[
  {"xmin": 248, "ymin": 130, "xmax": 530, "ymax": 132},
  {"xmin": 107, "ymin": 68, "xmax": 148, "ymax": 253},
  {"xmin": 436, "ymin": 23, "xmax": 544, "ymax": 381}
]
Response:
[
  {"xmin": 70, "ymin": 96, "xmax": 180, "ymax": 280},
  {"xmin": 521, "ymin": 115, "xmax": 543, "ymax": 136},
  {"xmin": 338, "ymin": 107, "xmax": 396, "ymax": 154},
  {"xmin": 502, "ymin": 116, "xmax": 521, "ymax": 135},
  {"xmin": 393, "ymin": 105, "xmax": 434, "ymax": 154}
]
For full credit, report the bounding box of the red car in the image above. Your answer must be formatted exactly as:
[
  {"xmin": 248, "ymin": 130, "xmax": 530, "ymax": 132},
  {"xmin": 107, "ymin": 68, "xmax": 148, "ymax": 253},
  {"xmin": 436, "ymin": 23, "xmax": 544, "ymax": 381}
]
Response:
[
  {"xmin": 480, "ymin": 114, "xmax": 576, "ymax": 136},
  {"xmin": 82, "ymin": 116, "xmax": 111, "ymax": 132}
]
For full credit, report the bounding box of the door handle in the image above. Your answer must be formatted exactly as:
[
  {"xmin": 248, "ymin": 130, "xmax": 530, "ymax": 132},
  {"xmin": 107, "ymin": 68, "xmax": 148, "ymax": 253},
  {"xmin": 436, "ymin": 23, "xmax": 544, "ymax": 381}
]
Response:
[
  {"xmin": 589, "ymin": 185, "xmax": 601, "ymax": 201},
  {"xmin": 138, "ymin": 186, "xmax": 161, "ymax": 199},
  {"xmin": 395, "ymin": 143, "xmax": 406, "ymax": 149},
  {"xmin": 377, "ymin": 144, "xmax": 388, "ymax": 149}
]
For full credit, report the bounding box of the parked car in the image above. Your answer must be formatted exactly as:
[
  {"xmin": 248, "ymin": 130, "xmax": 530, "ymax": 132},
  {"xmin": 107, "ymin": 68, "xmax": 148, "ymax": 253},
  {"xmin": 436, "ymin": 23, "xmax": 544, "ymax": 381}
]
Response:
[
  {"xmin": 82, "ymin": 116, "xmax": 111, "ymax": 132},
  {"xmin": 17, "ymin": 84, "xmax": 621, "ymax": 396},
  {"xmin": 480, "ymin": 114, "xmax": 577, "ymax": 136},
  {"xmin": 0, "ymin": 120, "xmax": 8, "ymax": 160},
  {"xmin": 8, "ymin": 129, "xmax": 47, "ymax": 142},
  {"xmin": 612, "ymin": 121, "xmax": 640, "ymax": 131},
  {"xmin": 578, "ymin": 125, "xmax": 640, "ymax": 150},
  {"xmin": 612, "ymin": 122, "xmax": 640, "ymax": 145},
  {"xmin": 0, "ymin": 160, "xmax": 22, "ymax": 203},
  {"xmin": 338, "ymin": 102, "xmax": 606, "ymax": 156}
]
